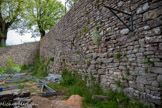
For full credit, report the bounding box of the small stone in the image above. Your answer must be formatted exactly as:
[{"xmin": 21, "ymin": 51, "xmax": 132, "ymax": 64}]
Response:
[
  {"xmin": 148, "ymin": 18, "xmax": 162, "ymax": 28},
  {"xmin": 142, "ymin": 3, "xmax": 149, "ymax": 11},
  {"xmin": 100, "ymin": 31, "xmax": 104, "ymax": 35},
  {"xmin": 157, "ymin": 75, "xmax": 162, "ymax": 82},
  {"xmin": 143, "ymin": 25, "xmax": 150, "ymax": 30},
  {"xmin": 151, "ymin": 81, "xmax": 159, "ymax": 87},
  {"xmin": 120, "ymin": 29, "xmax": 129, "ymax": 35},
  {"xmin": 136, "ymin": 3, "xmax": 149, "ymax": 14},
  {"xmin": 136, "ymin": 7, "xmax": 142, "ymax": 14},
  {"xmin": 118, "ymin": 1, "xmax": 124, "ymax": 7},
  {"xmin": 98, "ymin": 69, "xmax": 105, "ymax": 75},
  {"xmin": 153, "ymin": 27, "xmax": 161, "ymax": 35},
  {"xmin": 143, "ymin": 9, "xmax": 158, "ymax": 21},
  {"xmin": 152, "ymin": 67, "xmax": 162, "ymax": 74}
]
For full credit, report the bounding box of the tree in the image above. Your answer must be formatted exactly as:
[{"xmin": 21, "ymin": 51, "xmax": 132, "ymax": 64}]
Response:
[
  {"xmin": 66, "ymin": 0, "xmax": 77, "ymax": 9},
  {"xmin": 22, "ymin": 0, "xmax": 65, "ymax": 38},
  {"xmin": 0, "ymin": 0, "xmax": 25, "ymax": 45}
]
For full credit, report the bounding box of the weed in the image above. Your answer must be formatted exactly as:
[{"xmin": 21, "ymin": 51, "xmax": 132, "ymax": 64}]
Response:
[
  {"xmin": 91, "ymin": 28, "xmax": 101, "ymax": 45},
  {"xmin": 89, "ymin": 55, "xmax": 93, "ymax": 59},
  {"xmin": 122, "ymin": 78, "xmax": 129, "ymax": 83},
  {"xmin": 29, "ymin": 54, "xmax": 53, "ymax": 77},
  {"xmin": 137, "ymin": 45, "xmax": 141, "ymax": 48},
  {"xmin": 115, "ymin": 81, "xmax": 121, "ymax": 87},
  {"xmin": 145, "ymin": 67, "xmax": 149, "ymax": 73},
  {"xmin": 82, "ymin": 27, "xmax": 88, "ymax": 33},
  {"xmin": 126, "ymin": 68, "xmax": 130, "ymax": 75},
  {"xmin": 85, "ymin": 11, "xmax": 89, "ymax": 15},
  {"xmin": 115, "ymin": 53, "xmax": 121, "ymax": 60},
  {"xmin": 86, "ymin": 19, "xmax": 90, "ymax": 24}
]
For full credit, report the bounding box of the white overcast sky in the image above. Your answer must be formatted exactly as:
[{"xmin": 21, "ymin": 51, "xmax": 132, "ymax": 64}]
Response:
[{"xmin": 6, "ymin": 0, "xmax": 65, "ymax": 45}]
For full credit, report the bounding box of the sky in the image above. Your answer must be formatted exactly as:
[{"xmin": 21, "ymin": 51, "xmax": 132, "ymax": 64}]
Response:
[{"xmin": 6, "ymin": 0, "xmax": 66, "ymax": 46}]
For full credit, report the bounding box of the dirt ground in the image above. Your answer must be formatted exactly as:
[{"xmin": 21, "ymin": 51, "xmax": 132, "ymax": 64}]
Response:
[{"xmin": 31, "ymin": 96, "xmax": 80, "ymax": 108}]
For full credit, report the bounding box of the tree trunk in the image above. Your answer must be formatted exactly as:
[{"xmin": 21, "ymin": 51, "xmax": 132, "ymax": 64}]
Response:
[
  {"xmin": 37, "ymin": 22, "xmax": 46, "ymax": 39},
  {"xmin": 40, "ymin": 30, "xmax": 45, "ymax": 39},
  {"xmin": 0, "ymin": 22, "xmax": 8, "ymax": 46},
  {"xmin": 0, "ymin": 31, "xmax": 7, "ymax": 45}
]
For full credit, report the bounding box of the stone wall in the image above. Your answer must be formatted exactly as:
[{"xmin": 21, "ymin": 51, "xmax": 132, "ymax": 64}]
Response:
[
  {"xmin": 0, "ymin": 42, "xmax": 39, "ymax": 67},
  {"xmin": 40, "ymin": 0, "xmax": 162, "ymax": 106}
]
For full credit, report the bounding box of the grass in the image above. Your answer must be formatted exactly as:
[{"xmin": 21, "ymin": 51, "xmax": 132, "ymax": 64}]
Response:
[
  {"xmin": 48, "ymin": 70, "xmax": 147, "ymax": 108},
  {"xmin": 0, "ymin": 44, "xmax": 8, "ymax": 47}
]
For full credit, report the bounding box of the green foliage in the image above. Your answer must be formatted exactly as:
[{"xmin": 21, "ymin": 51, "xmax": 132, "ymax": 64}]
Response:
[
  {"xmin": 0, "ymin": 0, "xmax": 26, "ymax": 44},
  {"xmin": 0, "ymin": 44, "xmax": 8, "ymax": 47},
  {"xmin": 20, "ymin": 0, "xmax": 65, "ymax": 38},
  {"xmin": 122, "ymin": 78, "xmax": 129, "ymax": 83},
  {"xmin": 29, "ymin": 55, "xmax": 53, "ymax": 77},
  {"xmin": 5, "ymin": 57, "xmax": 21, "ymax": 73},
  {"xmin": 126, "ymin": 68, "xmax": 130, "ymax": 76},
  {"xmin": 18, "ymin": 85, "xmax": 25, "ymax": 89},
  {"xmin": 0, "ymin": 68, "xmax": 7, "ymax": 74},
  {"xmin": 96, "ymin": 0, "xmax": 100, "ymax": 9},
  {"xmin": 6, "ymin": 57, "xmax": 16, "ymax": 68},
  {"xmin": 85, "ymin": 11, "xmax": 89, "ymax": 15},
  {"xmin": 48, "ymin": 69, "xmax": 146, "ymax": 108},
  {"xmin": 86, "ymin": 19, "xmax": 90, "ymax": 24},
  {"xmin": 96, "ymin": 26, "xmax": 100, "ymax": 31},
  {"xmin": 145, "ymin": 67, "xmax": 149, "ymax": 73},
  {"xmin": 115, "ymin": 80, "xmax": 121, "ymax": 87},
  {"xmin": 115, "ymin": 53, "xmax": 121, "ymax": 60},
  {"xmin": 82, "ymin": 27, "xmax": 88, "ymax": 33},
  {"xmin": 66, "ymin": 0, "xmax": 77, "ymax": 9},
  {"xmin": 89, "ymin": 55, "xmax": 93, "ymax": 59},
  {"xmin": 91, "ymin": 28, "xmax": 101, "ymax": 45},
  {"xmin": 137, "ymin": 45, "xmax": 141, "ymax": 48}
]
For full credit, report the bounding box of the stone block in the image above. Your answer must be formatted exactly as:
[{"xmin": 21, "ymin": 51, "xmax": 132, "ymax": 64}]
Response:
[
  {"xmin": 143, "ymin": 9, "xmax": 159, "ymax": 21},
  {"xmin": 120, "ymin": 29, "xmax": 129, "ymax": 35},
  {"xmin": 136, "ymin": 3, "xmax": 149, "ymax": 14},
  {"xmin": 157, "ymin": 75, "xmax": 162, "ymax": 82},
  {"xmin": 152, "ymin": 67, "xmax": 162, "ymax": 74}
]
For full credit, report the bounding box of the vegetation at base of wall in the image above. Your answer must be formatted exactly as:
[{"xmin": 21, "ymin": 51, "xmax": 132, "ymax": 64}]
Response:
[
  {"xmin": 0, "ymin": 44, "xmax": 8, "ymax": 47},
  {"xmin": 27, "ymin": 55, "xmax": 54, "ymax": 78},
  {"xmin": 48, "ymin": 70, "xmax": 147, "ymax": 108},
  {"xmin": 0, "ymin": 57, "xmax": 22, "ymax": 74}
]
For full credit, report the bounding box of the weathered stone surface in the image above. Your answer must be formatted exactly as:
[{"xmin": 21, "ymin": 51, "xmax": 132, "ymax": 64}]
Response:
[
  {"xmin": 0, "ymin": 42, "xmax": 39, "ymax": 67},
  {"xmin": 118, "ymin": 1, "xmax": 124, "ymax": 7},
  {"xmin": 136, "ymin": 3, "xmax": 149, "ymax": 14},
  {"xmin": 143, "ymin": 9, "xmax": 159, "ymax": 21},
  {"xmin": 157, "ymin": 75, "xmax": 162, "ymax": 82},
  {"xmin": 152, "ymin": 27, "xmax": 161, "ymax": 35},
  {"xmin": 152, "ymin": 67, "xmax": 162, "ymax": 74},
  {"xmin": 120, "ymin": 29, "xmax": 129, "ymax": 35}
]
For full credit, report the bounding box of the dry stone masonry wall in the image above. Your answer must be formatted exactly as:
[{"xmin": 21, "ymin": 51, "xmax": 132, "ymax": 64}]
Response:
[
  {"xmin": 0, "ymin": 42, "xmax": 39, "ymax": 67},
  {"xmin": 31, "ymin": 0, "xmax": 162, "ymax": 106}
]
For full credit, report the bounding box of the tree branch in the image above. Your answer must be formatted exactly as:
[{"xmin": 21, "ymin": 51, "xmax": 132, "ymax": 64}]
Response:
[
  {"xmin": 0, "ymin": 1, "xmax": 4, "ymax": 23},
  {"xmin": 6, "ymin": 0, "xmax": 21, "ymax": 28}
]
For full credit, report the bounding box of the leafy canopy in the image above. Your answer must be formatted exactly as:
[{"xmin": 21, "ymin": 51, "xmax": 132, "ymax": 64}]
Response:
[{"xmin": 18, "ymin": 0, "xmax": 65, "ymax": 38}]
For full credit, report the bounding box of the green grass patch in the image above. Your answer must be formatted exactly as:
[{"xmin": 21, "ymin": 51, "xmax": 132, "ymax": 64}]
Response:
[{"xmin": 48, "ymin": 70, "xmax": 146, "ymax": 108}]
